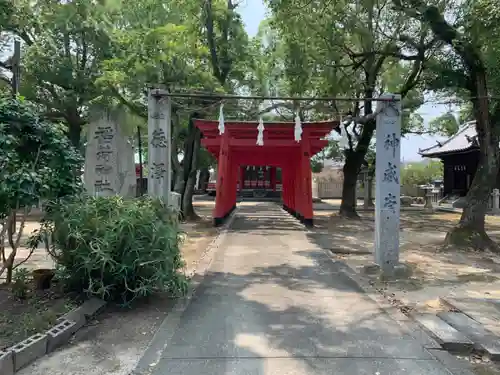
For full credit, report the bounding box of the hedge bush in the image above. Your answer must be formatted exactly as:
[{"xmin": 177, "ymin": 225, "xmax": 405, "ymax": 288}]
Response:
[{"xmin": 41, "ymin": 195, "xmax": 188, "ymax": 305}]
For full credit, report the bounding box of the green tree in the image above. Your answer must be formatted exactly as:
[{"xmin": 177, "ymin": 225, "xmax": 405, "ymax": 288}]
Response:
[
  {"xmin": 99, "ymin": 0, "xmax": 251, "ymax": 220},
  {"xmin": 1, "ymin": 0, "xmax": 114, "ymax": 149},
  {"xmin": 394, "ymin": 0, "xmax": 500, "ymax": 251},
  {"xmin": 265, "ymin": 0, "xmax": 434, "ymax": 218},
  {"xmin": 0, "ymin": 96, "xmax": 82, "ymax": 283},
  {"xmin": 401, "ymin": 160, "xmax": 443, "ymax": 186},
  {"xmin": 428, "ymin": 112, "xmax": 460, "ymax": 136}
]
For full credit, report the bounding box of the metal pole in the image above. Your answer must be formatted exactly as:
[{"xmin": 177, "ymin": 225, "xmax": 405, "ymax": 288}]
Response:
[
  {"xmin": 11, "ymin": 40, "xmax": 21, "ymax": 96},
  {"xmin": 137, "ymin": 126, "xmax": 144, "ymax": 195}
]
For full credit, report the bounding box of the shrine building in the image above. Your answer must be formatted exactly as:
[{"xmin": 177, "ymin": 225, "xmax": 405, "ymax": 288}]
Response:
[{"xmin": 420, "ymin": 120, "xmax": 500, "ymax": 199}]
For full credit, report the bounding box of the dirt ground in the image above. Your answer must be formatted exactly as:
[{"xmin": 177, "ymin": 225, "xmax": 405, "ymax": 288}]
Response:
[
  {"xmin": 0, "ymin": 221, "xmax": 73, "ymax": 350},
  {"xmin": 312, "ymin": 210, "xmax": 500, "ymax": 310},
  {"xmin": 0, "ymin": 286, "xmax": 77, "ymax": 350},
  {"xmin": 310, "ymin": 208, "xmax": 500, "ymax": 375}
]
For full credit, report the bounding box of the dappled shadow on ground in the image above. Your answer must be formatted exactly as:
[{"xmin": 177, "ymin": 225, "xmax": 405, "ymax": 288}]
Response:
[
  {"xmin": 153, "ymin": 239, "xmax": 445, "ymax": 375},
  {"xmin": 307, "ymin": 209, "xmax": 500, "ymax": 295}
]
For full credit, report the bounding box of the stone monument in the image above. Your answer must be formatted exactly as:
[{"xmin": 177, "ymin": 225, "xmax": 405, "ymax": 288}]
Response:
[
  {"xmin": 147, "ymin": 88, "xmax": 172, "ymax": 207},
  {"xmin": 423, "ymin": 188, "xmax": 434, "ymax": 212},
  {"xmin": 362, "ymin": 169, "xmax": 374, "ymax": 209},
  {"xmin": 374, "ymin": 93, "xmax": 404, "ymax": 277},
  {"xmin": 84, "ymin": 112, "xmax": 137, "ymax": 197},
  {"xmin": 493, "ymin": 189, "xmax": 500, "ymax": 214}
]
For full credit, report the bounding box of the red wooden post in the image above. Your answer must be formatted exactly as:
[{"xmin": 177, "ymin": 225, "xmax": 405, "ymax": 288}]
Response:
[
  {"xmin": 239, "ymin": 165, "xmax": 245, "ymax": 193},
  {"xmin": 270, "ymin": 167, "xmax": 276, "ymax": 193},
  {"xmin": 293, "ymin": 155, "xmax": 302, "ymax": 219},
  {"xmin": 213, "ymin": 131, "xmax": 229, "ymax": 226},
  {"xmin": 300, "ymin": 131, "xmax": 313, "ymax": 227},
  {"xmin": 229, "ymin": 161, "xmax": 239, "ymax": 211},
  {"xmin": 224, "ymin": 150, "xmax": 232, "ymax": 215},
  {"xmin": 282, "ymin": 165, "xmax": 290, "ymax": 211},
  {"xmin": 281, "ymin": 161, "xmax": 294, "ymax": 215}
]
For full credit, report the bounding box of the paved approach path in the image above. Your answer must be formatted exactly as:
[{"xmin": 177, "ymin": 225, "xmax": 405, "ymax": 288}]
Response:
[{"xmin": 148, "ymin": 203, "xmax": 459, "ymax": 375}]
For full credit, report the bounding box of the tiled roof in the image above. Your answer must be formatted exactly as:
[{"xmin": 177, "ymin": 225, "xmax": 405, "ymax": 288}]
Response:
[{"xmin": 419, "ymin": 121, "xmax": 478, "ymax": 157}]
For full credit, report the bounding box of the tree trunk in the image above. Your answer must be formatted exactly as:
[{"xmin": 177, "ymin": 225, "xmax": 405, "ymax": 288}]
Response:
[
  {"xmin": 6, "ymin": 266, "xmax": 13, "ymax": 284},
  {"xmin": 367, "ymin": 176, "xmax": 374, "ymax": 206},
  {"xmin": 178, "ymin": 115, "xmax": 201, "ymax": 221},
  {"xmin": 340, "ymin": 156, "xmax": 362, "ymax": 217},
  {"xmin": 444, "ymin": 150, "xmax": 499, "ymax": 251},
  {"xmin": 199, "ymin": 168, "xmax": 210, "ymax": 192},
  {"xmin": 67, "ymin": 117, "xmax": 82, "ymax": 151},
  {"xmin": 339, "ymin": 79, "xmax": 376, "ymax": 218},
  {"xmin": 171, "ymin": 116, "xmax": 185, "ymax": 195},
  {"xmin": 182, "ymin": 129, "xmax": 201, "ymax": 221},
  {"xmin": 445, "ymin": 73, "xmax": 500, "ymax": 251},
  {"xmin": 182, "ymin": 173, "xmax": 198, "ymax": 220},
  {"xmin": 339, "ymin": 120, "xmax": 375, "ymax": 218},
  {"xmin": 173, "ymin": 174, "xmax": 185, "ymax": 194}
]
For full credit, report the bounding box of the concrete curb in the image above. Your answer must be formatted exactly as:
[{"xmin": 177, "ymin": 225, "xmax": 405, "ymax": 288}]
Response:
[
  {"xmin": 130, "ymin": 207, "xmax": 239, "ymax": 375},
  {"xmin": 0, "ymin": 297, "xmax": 106, "ymax": 374},
  {"xmin": 320, "ymin": 248, "xmax": 477, "ymax": 375}
]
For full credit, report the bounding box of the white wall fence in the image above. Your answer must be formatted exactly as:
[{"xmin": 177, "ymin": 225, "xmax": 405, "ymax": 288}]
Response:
[
  {"xmin": 312, "ymin": 179, "xmax": 370, "ymax": 199},
  {"xmin": 311, "ymin": 178, "xmax": 500, "ymax": 213},
  {"xmin": 312, "ymin": 178, "xmax": 445, "ymax": 203}
]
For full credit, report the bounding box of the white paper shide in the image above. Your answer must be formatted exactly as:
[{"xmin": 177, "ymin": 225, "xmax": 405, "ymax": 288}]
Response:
[{"xmin": 256, "ymin": 117, "xmax": 264, "ymax": 146}]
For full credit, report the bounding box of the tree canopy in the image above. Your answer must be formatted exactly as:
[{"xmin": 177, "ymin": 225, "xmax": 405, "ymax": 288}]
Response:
[{"xmin": 1, "ymin": 0, "xmax": 500, "ymax": 249}]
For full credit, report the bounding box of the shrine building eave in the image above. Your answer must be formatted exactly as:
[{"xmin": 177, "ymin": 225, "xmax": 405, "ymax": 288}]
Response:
[
  {"xmin": 419, "ymin": 121, "xmax": 478, "ymax": 158},
  {"xmin": 194, "ymin": 119, "xmax": 339, "ymax": 159}
]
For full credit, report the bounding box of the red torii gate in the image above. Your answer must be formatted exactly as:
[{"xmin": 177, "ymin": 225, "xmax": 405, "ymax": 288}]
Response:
[{"xmin": 194, "ymin": 119, "xmax": 339, "ymax": 227}]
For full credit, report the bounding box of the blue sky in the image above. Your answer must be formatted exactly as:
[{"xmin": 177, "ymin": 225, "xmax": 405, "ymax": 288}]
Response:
[{"xmin": 237, "ymin": 0, "xmax": 448, "ymax": 162}]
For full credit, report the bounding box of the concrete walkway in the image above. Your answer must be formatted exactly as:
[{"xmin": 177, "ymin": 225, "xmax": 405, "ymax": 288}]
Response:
[{"xmin": 144, "ymin": 203, "xmax": 464, "ymax": 375}]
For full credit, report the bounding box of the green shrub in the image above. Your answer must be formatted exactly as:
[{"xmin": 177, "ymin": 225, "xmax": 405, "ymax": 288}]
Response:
[
  {"xmin": 11, "ymin": 268, "xmax": 30, "ymax": 300},
  {"xmin": 40, "ymin": 195, "xmax": 188, "ymax": 305},
  {"xmin": 0, "ymin": 95, "xmax": 82, "ymax": 283}
]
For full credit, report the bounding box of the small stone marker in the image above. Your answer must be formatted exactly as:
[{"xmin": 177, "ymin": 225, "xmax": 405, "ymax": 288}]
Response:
[
  {"xmin": 363, "ymin": 174, "xmax": 370, "ymax": 209},
  {"xmin": 374, "ymin": 93, "xmax": 402, "ymax": 276},
  {"xmin": 169, "ymin": 191, "xmax": 181, "ymax": 210},
  {"xmin": 493, "ymin": 189, "xmax": 500, "ymax": 214},
  {"xmin": 148, "ymin": 88, "xmax": 172, "ymax": 205},
  {"xmin": 424, "ymin": 188, "xmax": 434, "ymax": 212}
]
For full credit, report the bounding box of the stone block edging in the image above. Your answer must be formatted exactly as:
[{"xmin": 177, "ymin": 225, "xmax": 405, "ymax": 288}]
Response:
[
  {"xmin": 321, "ymin": 249, "xmax": 477, "ymax": 375},
  {"xmin": 0, "ymin": 297, "xmax": 106, "ymax": 374},
  {"xmin": 130, "ymin": 207, "xmax": 238, "ymax": 375}
]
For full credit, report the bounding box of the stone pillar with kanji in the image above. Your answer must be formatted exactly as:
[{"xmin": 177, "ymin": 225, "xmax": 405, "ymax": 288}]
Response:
[
  {"xmin": 147, "ymin": 88, "xmax": 173, "ymax": 207},
  {"xmin": 373, "ymin": 93, "xmax": 407, "ymax": 278}
]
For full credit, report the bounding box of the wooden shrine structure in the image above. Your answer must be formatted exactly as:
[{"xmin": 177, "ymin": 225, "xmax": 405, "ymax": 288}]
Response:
[
  {"xmin": 420, "ymin": 121, "xmax": 500, "ymax": 197},
  {"xmin": 194, "ymin": 119, "xmax": 339, "ymax": 227}
]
